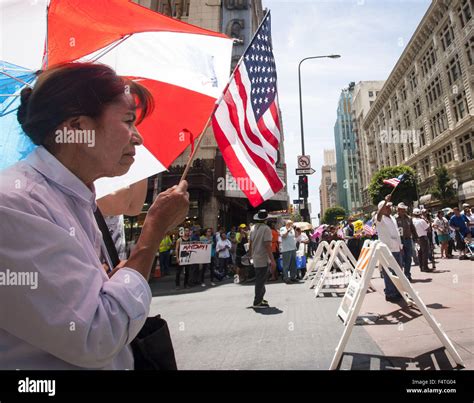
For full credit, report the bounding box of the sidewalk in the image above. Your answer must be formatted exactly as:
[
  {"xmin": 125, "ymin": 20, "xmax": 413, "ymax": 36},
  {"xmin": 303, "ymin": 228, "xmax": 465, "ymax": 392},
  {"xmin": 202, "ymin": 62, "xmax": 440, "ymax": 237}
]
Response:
[{"xmin": 358, "ymin": 252, "xmax": 473, "ymax": 370}]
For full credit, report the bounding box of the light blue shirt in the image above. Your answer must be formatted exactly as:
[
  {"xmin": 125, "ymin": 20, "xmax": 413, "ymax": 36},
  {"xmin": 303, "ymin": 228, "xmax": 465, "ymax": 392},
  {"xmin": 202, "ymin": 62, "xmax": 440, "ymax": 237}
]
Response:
[{"xmin": 0, "ymin": 146, "xmax": 151, "ymax": 369}]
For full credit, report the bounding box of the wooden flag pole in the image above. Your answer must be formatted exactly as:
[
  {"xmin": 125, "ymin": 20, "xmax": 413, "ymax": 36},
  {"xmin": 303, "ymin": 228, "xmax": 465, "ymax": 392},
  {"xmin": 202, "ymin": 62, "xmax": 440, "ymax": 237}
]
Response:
[{"xmin": 179, "ymin": 10, "xmax": 272, "ymax": 183}]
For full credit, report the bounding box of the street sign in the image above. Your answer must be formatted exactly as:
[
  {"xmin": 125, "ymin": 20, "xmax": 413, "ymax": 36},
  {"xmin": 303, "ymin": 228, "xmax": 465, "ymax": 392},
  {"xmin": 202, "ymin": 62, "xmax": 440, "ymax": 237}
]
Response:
[
  {"xmin": 293, "ymin": 199, "xmax": 303, "ymax": 204},
  {"xmin": 296, "ymin": 168, "xmax": 316, "ymax": 175},
  {"xmin": 297, "ymin": 155, "xmax": 311, "ymax": 169}
]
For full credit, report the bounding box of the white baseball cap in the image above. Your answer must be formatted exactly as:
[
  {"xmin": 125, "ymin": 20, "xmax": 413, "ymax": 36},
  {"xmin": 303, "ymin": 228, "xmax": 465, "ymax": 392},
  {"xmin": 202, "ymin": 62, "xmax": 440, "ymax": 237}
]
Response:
[
  {"xmin": 412, "ymin": 208, "xmax": 421, "ymax": 215},
  {"xmin": 397, "ymin": 202, "xmax": 408, "ymax": 209},
  {"xmin": 378, "ymin": 200, "xmax": 393, "ymax": 210}
]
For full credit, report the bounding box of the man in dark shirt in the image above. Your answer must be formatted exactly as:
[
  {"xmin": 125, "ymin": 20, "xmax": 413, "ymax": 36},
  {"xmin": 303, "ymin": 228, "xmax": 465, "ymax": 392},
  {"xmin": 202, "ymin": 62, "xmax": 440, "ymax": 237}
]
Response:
[
  {"xmin": 449, "ymin": 207, "xmax": 471, "ymax": 259},
  {"xmin": 395, "ymin": 203, "xmax": 418, "ymax": 281}
]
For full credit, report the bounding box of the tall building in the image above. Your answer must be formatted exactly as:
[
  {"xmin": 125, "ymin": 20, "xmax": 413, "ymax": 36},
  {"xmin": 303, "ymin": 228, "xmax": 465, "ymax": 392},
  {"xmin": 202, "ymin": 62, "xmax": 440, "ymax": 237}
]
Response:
[
  {"xmin": 319, "ymin": 149, "xmax": 337, "ymax": 219},
  {"xmin": 135, "ymin": 0, "xmax": 289, "ymax": 229},
  {"xmin": 334, "ymin": 82, "xmax": 361, "ymax": 214},
  {"xmin": 351, "ymin": 81, "xmax": 385, "ymax": 211},
  {"xmin": 359, "ymin": 0, "xmax": 473, "ymax": 210}
]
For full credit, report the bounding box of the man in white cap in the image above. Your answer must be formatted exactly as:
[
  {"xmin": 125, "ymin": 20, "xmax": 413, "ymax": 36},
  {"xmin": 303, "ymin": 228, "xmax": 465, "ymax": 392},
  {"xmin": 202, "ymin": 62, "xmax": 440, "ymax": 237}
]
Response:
[
  {"xmin": 279, "ymin": 219, "xmax": 298, "ymax": 283},
  {"xmin": 412, "ymin": 208, "xmax": 432, "ymax": 272},
  {"xmin": 395, "ymin": 202, "xmax": 418, "ymax": 282},
  {"xmin": 249, "ymin": 209, "xmax": 276, "ymax": 308},
  {"xmin": 376, "ymin": 195, "xmax": 403, "ymax": 302}
]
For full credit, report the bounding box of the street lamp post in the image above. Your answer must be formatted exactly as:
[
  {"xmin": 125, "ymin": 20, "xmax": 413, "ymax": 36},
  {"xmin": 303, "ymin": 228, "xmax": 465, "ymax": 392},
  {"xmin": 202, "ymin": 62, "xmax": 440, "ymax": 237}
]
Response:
[{"xmin": 297, "ymin": 54, "xmax": 340, "ymax": 223}]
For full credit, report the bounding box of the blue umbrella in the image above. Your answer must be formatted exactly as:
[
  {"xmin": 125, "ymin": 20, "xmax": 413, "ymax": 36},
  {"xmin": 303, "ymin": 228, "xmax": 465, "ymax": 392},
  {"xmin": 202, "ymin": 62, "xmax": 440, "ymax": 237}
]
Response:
[{"xmin": 0, "ymin": 61, "xmax": 37, "ymax": 170}]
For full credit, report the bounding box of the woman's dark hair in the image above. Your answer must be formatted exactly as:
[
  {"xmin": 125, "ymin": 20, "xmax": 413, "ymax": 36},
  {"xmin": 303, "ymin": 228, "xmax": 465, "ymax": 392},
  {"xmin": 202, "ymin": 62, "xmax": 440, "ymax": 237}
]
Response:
[{"xmin": 17, "ymin": 62, "xmax": 154, "ymax": 146}]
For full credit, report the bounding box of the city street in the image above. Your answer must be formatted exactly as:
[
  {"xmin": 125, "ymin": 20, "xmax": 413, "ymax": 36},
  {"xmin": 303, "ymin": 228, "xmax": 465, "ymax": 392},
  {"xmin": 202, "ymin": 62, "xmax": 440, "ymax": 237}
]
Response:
[{"xmin": 149, "ymin": 252, "xmax": 473, "ymax": 370}]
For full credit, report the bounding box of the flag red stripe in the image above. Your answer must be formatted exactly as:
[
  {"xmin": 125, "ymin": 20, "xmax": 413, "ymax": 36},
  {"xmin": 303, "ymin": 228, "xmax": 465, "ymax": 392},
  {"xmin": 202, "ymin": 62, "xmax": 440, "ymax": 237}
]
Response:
[
  {"xmin": 256, "ymin": 108, "xmax": 279, "ymax": 152},
  {"xmin": 269, "ymin": 102, "xmax": 281, "ymax": 133}
]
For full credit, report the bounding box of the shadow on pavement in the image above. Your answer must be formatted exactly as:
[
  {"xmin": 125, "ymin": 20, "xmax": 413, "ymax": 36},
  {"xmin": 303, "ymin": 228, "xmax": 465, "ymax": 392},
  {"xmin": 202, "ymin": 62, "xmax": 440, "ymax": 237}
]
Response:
[
  {"xmin": 426, "ymin": 303, "xmax": 450, "ymax": 309},
  {"xmin": 248, "ymin": 306, "xmax": 284, "ymax": 315},
  {"xmin": 340, "ymin": 347, "xmax": 462, "ymax": 370},
  {"xmin": 148, "ymin": 274, "xmax": 235, "ymax": 297},
  {"xmin": 358, "ymin": 305, "xmax": 423, "ymax": 325},
  {"xmin": 410, "ymin": 278, "xmax": 432, "ymax": 283}
]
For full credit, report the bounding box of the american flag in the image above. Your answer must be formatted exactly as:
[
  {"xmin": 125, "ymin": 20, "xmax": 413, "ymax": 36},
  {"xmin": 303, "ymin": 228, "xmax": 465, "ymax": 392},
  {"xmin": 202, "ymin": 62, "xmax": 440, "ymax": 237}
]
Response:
[
  {"xmin": 383, "ymin": 174, "xmax": 406, "ymax": 188},
  {"xmin": 363, "ymin": 219, "xmax": 376, "ymax": 236},
  {"xmin": 211, "ymin": 12, "xmax": 284, "ymax": 207}
]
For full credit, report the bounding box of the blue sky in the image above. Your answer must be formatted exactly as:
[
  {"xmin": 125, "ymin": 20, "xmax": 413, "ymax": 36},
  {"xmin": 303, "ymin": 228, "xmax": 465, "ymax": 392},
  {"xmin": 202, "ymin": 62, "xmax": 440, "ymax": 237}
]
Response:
[{"xmin": 265, "ymin": 0, "xmax": 431, "ymax": 221}]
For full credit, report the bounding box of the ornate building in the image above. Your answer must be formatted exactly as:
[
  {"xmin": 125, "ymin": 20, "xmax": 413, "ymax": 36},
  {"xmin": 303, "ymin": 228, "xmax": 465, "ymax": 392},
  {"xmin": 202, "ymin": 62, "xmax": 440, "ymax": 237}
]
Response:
[
  {"xmin": 359, "ymin": 0, "xmax": 473, "ymax": 210},
  {"xmin": 136, "ymin": 0, "xmax": 289, "ymax": 229}
]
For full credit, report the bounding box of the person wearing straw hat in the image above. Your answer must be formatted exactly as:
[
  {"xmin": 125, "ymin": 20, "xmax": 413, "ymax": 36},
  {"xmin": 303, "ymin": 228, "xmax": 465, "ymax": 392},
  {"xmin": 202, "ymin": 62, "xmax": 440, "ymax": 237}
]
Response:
[
  {"xmin": 249, "ymin": 210, "xmax": 275, "ymax": 308},
  {"xmin": 376, "ymin": 195, "xmax": 403, "ymax": 302}
]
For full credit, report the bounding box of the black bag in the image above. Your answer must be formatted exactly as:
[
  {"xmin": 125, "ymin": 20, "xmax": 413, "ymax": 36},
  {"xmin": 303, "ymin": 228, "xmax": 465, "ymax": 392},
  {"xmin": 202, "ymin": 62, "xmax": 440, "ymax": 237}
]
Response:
[
  {"xmin": 94, "ymin": 208, "xmax": 177, "ymax": 370},
  {"xmin": 131, "ymin": 315, "xmax": 177, "ymax": 370}
]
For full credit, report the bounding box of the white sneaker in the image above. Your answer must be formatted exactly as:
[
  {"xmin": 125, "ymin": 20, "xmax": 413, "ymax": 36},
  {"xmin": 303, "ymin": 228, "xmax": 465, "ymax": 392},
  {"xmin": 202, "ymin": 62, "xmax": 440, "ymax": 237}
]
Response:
[
  {"xmin": 211, "ymin": 282, "xmax": 216, "ymax": 286},
  {"xmin": 201, "ymin": 283, "xmax": 206, "ymax": 287}
]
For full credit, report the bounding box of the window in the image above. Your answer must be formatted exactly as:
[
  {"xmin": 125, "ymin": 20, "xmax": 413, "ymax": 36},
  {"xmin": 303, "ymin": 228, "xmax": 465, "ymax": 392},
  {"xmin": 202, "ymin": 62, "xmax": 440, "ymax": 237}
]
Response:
[
  {"xmin": 368, "ymin": 91, "xmax": 374, "ymax": 97},
  {"xmin": 421, "ymin": 156, "xmax": 431, "ymax": 177},
  {"xmin": 434, "ymin": 144, "xmax": 453, "ymax": 166},
  {"xmin": 429, "ymin": 108, "xmax": 448, "ymax": 138},
  {"xmin": 370, "ymin": 101, "xmax": 374, "ymax": 107},
  {"xmin": 465, "ymin": 36, "xmax": 474, "ymax": 66},
  {"xmin": 458, "ymin": 0, "xmax": 472, "ymax": 28},
  {"xmin": 408, "ymin": 141, "xmax": 414, "ymax": 155},
  {"xmin": 458, "ymin": 132, "xmax": 473, "ymax": 162},
  {"xmin": 387, "ymin": 104, "xmax": 392, "ymax": 119},
  {"xmin": 400, "ymin": 145, "xmax": 405, "ymax": 161},
  {"xmin": 452, "ymin": 91, "xmax": 468, "ymax": 122},
  {"xmin": 157, "ymin": 0, "xmax": 190, "ymax": 17},
  {"xmin": 439, "ymin": 22, "xmax": 455, "ymax": 51},
  {"xmin": 400, "ymin": 85, "xmax": 407, "ymax": 101},
  {"xmin": 414, "ymin": 98, "xmax": 422, "ymax": 118},
  {"xmin": 396, "ymin": 119, "xmax": 401, "ymax": 133},
  {"xmin": 403, "ymin": 110, "xmax": 411, "ymax": 128},
  {"xmin": 446, "ymin": 54, "xmax": 462, "ymax": 85},
  {"xmin": 392, "ymin": 95, "xmax": 399, "ymax": 111},
  {"xmin": 425, "ymin": 76, "xmax": 442, "ymax": 106},
  {"xmin": 408, "ymin": 69, "xmax": 418, "ymax": 91},
  {"xmin": 421, "ymin": 43, "xmax": 437, "ymax": 76},
  {"xmin": 419, "ymin": 126, "xmax": 427, "ymax": 148}
]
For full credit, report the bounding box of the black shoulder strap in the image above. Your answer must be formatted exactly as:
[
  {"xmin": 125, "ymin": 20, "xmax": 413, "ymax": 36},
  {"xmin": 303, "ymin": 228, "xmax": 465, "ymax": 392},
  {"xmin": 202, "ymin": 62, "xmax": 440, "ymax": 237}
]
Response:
[{"xmin": 94, "ymin": 207, "xmax": 120, "ymax": 268}]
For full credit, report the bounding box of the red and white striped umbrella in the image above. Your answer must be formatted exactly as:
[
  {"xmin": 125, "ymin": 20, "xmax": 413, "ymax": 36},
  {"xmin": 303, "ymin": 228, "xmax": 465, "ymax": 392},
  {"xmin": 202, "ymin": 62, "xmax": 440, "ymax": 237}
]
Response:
[{"xmin": 1, "ymin": 0, "xmax": 233, "ymax": 197}]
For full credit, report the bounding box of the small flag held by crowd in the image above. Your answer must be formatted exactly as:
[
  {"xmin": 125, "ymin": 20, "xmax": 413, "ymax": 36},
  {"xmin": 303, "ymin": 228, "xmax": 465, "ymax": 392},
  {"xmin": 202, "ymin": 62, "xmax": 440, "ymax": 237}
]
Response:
[
  {"xmin": 383, "ymin": 173, "xmax": 406, "ymax": 188},
  {"xmin": 363, "ymin": 219, "xmax": 376, "ymax": 236}
]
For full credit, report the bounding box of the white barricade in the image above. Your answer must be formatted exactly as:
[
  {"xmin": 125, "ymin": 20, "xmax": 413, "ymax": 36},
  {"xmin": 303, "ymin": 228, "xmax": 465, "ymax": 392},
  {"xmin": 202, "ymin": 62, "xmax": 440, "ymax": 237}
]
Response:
[{"xmin": 330, "ymin": 241, "xmax": 465, "ymax": 370}]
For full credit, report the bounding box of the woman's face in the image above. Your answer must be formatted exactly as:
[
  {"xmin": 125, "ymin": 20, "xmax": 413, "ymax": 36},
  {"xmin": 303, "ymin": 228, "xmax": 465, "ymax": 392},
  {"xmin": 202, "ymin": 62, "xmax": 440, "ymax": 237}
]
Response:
[
  {"xmin": 65, "ymin": 93, "xmax": 143, "ymax": 181},
  {"xmin": 93, "ymin": 94, "xmax": 143, "ymax": 177}
]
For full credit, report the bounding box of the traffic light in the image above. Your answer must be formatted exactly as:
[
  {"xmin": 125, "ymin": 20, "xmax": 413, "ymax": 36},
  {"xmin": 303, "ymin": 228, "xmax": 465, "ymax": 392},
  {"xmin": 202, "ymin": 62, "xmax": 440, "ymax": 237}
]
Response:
[{"xmin": 298, "ymin": 175, "xmax": 308, "ymax": 199}]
